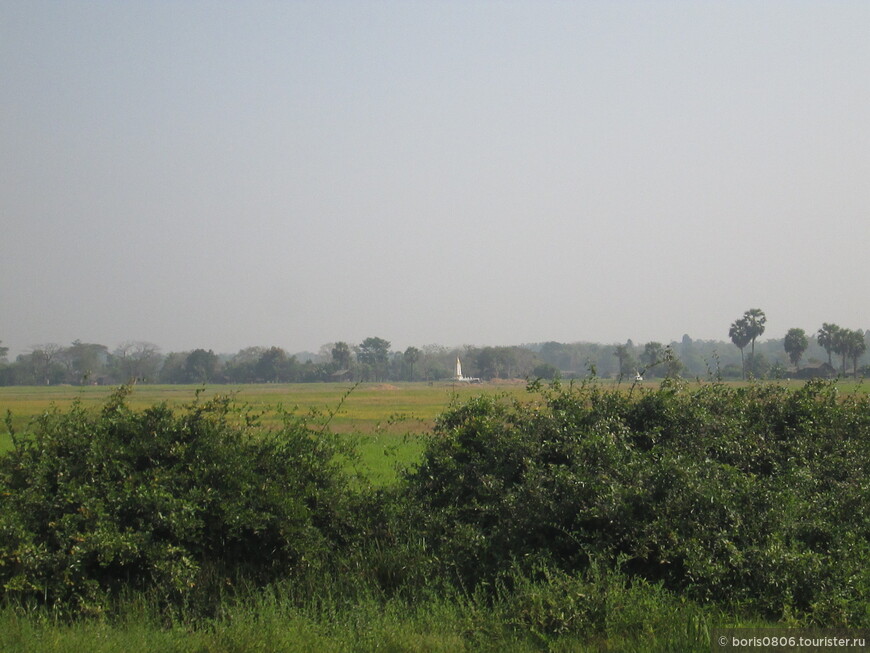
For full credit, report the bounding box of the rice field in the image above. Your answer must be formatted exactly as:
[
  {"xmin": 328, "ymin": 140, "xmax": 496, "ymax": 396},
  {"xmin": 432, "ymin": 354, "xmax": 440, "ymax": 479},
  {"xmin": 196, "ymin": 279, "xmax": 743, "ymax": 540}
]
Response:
[
  {"xmin": 0, "ymin": 381, "xmax": 534, "ymax": 484},
  {"xmin": 2, "ymin": 378, "xmax": 866, "ymax": 483}
]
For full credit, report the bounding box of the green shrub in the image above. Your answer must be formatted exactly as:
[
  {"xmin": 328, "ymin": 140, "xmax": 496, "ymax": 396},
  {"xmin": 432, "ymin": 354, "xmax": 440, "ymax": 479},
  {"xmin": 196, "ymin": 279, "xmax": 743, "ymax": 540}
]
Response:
[
  {"xmin": 404, "ymin": 379, "xmax": 870, "ymax": 625},
  {"xmin": 0, "ymin": 386, "xmax": 354, "ymax": 616}
]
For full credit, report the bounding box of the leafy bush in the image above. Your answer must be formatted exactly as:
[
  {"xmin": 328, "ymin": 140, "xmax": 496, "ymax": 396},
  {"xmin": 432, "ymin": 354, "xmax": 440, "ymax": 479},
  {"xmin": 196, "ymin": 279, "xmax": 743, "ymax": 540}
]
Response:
[
  {"xmin": 404, "ymin": 379, "xmax": 870, "ymax": 625},
  {"xmin": 3, "ymin": 379, "xmax": 869, "ymax": 632},
  {"xmin": 0, "ymin": 386, "xmax": 354, "ymax": 615}
]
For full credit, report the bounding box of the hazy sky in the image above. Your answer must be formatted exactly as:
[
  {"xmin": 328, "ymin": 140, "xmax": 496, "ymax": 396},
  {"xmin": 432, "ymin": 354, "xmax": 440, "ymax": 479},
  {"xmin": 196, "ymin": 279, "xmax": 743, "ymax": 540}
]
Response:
[{"xmin": 2, "ymin": 2, "xmax": 868, "ymax": 357}]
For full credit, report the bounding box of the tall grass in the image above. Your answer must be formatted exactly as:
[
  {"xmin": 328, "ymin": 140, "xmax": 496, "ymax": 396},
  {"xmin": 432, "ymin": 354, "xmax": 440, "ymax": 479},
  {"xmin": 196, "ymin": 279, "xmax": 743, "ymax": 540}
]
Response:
[{"xmin": 0, "ymin": 567, "xmax": 722, "ymax": 652}]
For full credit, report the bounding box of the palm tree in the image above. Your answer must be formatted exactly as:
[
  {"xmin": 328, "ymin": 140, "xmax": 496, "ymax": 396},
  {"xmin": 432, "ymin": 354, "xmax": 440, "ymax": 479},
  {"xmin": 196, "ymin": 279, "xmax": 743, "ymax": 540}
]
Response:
[
  {"xmin": 729, "ymin": 318, "xmax": 752, "ymax": 380},
  {"xmin": 743, "ymin": 308, "xmax": 767, "ymax": 374},
  {"xmin": 817, "ymin": 323, "xmax": 840, "ymax": 368},
  {"xmin": 848, "ymin": 330, "xmax": 867, "ymax": 378},
  {"xmin": 830, "ymin": 328, "xmax": 870, "ymax": 377},
  {"xmin": 831, "ymin": 327, "xmax": 851, "ymax": 376},
  {"xmin": 783, "ymin": 328, "xmax": 808, "ymax": 371},
  {"xmin": 404, "ymin": 346, "xmax": 421, "ymax": 381}
]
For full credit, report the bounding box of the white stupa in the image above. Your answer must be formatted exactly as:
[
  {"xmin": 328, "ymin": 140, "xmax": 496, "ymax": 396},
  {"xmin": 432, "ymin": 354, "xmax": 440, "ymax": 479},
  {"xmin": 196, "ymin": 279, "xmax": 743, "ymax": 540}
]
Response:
[{"xmin": 454, "ymin": 357, "xmax": 480, "ymax": 383}]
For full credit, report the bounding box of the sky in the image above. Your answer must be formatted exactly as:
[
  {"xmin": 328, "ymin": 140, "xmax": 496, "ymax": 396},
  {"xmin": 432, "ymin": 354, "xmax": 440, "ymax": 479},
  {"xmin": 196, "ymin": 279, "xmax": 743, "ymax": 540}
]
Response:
[{"xmin": 2, "ymin": 1, "xmax": 869, "ymax": 358}]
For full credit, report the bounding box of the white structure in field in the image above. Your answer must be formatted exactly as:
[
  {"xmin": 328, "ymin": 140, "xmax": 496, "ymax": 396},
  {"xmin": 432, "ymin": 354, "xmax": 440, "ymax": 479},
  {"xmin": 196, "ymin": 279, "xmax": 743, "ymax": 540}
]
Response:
[{"xmin": 455, "ymin": 357, "xmax": 481, "ymax": 383}]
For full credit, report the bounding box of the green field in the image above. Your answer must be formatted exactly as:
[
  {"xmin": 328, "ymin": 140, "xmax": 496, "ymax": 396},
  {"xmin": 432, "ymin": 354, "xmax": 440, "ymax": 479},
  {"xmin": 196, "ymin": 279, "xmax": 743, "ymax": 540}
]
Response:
[
  {"xmin": 3, "ymin": 379, "xmax": 866, "ymax": 485},
  {"xmin": 0, "ymin": 381, "xmax": 535, "ymax": 484},
  {"xmin": 3, "ymin": 378, "xmax": 864, "ymax": 434}
]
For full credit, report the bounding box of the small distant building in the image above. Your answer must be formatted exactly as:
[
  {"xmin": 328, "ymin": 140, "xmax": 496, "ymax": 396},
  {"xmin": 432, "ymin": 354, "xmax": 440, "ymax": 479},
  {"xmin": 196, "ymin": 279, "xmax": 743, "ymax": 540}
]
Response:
[
  {"xmin": 794, "ymin": 363, "xmax": 836, "ymax": 380},
  {"xmin": 331, "ymin": 369, "xmax": 353, "ymax": 382}
]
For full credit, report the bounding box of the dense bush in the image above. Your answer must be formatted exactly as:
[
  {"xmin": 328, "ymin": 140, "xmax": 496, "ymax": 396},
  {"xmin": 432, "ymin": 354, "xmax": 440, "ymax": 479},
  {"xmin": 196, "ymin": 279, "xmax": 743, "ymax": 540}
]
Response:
[
  {"xmin": 2, "ymin": 379, "xmax": 869, "ymax": 636},
  {"xmin": 404, "ymin": 379, "xmax": 870, "ymax": 625},
  {"xmin": 0, "ymin": 386, "xmax": 354, "ymax": 615}
]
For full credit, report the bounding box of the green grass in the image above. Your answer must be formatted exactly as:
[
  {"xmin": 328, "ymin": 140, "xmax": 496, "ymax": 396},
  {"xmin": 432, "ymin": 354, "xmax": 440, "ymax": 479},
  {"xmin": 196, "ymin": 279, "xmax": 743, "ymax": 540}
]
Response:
[
  {"xmin": 0, "ymin": 571, "xmax": 724, "ymax": 652},
  {"xmin": 0, "ymin": 382, "xmax": 531, "ymax": 429}
]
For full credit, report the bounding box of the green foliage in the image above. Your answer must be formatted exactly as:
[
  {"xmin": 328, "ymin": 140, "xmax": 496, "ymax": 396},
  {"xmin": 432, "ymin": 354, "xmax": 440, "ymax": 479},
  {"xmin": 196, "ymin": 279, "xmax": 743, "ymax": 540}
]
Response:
[
  {"xmin": 817, "ymin": 323, "xmax": 841, "ymax": 368},
  {"xmin": 783, "ymin": 328, "xmax": 809, "ymax": 369},
  {"xmin": 356, "ymin": 337, "xmax": 391, "ymax": 381},
  {"xmin": 3, "ymin": 379, "xmax": 870, "ymax": 644},
  {"xmin": 405, "ymin": 379, "xmax": 870, "ymax": 625},
  {"xmin": 0, "ymin": 386, "xmax": 353, "ymax": 616}
]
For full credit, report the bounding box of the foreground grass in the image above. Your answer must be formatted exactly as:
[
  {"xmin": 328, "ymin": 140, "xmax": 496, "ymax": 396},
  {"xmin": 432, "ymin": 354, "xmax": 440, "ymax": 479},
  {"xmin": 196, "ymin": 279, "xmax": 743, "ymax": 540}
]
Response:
[{"xmin": 0, "ymin": 571, "xmax": 723, "ymax": 653}]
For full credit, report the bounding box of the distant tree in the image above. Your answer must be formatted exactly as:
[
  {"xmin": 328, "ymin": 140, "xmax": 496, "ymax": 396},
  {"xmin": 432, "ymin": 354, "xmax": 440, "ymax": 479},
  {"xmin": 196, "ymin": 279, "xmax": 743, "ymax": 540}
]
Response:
[
  {"xmin": 539, "ymin": 341, "xmax": 572, "ymax": 371},
  {"xmin": 403, "ymin": 346, "xmax": 421, "ymax": 381},
  {"xmin": 846, "ymin": 329, "xmax": 867, "ymax": 378},
  {"xmin": 817, "ymin": 323, "xmax": 840, "ymax": 368},
  {"xmin": 224, "ymin": 346, "xmax": 266, "ymax": 383},
  {"xmin": 677, "ymin": 334, "xmax": 707, "ymax": 377},
  {"xmin": 743, "ymin": 308, "xmax": 767, "ymax": 369},
  {"xmin": 29, "ymin": 344, "xmax": 65, "ymax": 385},
  {"xmin": 356, "ymin": 337, "xmax": 391, "ymax": 381},
  {"xmin": 501, "ymin": 347, "xmax": 521, "ymax": 378},
  {"xmin": 532, "ymin": 362, "xmax": 559, "ymax": 379},
  {"xmin": 233, "ymin": 346, "xmax": 267, "ymax": 364},
  {"xmin": 474, "ymin": 346, "xmax": 529, "ymax": 379},
  {"xmin": 783, "ymin": 328, "xmax": 809, "ymax": 371},
  {"xmin": 255, "ymin": 347, "xmax": 290, "ymax": 382},
  {"xmin": 613, "ymin": 342, "xmax": 635, "ymax": 380},
  {"xmin": 476, "ymin": 347, "xmax": 500, "ymax": 380},
  {"xmin": 62, "ymin": 341, "xmax": 109, "ymax": 384},
  {"xmin": 114, "ymin": 341, "xmax": 162, "ymax": 383},
  {"xmin": 158, "ymin": 352, "xmax": 187, "ymax": 383},
  {"xmin": 184, "ymin": 349, "xmax": 220, "ymax": 383},
  {"xmin": 831, "ymin": 328, "xmax": 867, "ymax": 377},
  {"xmin": 331, "ymin": 342, "xmax": 352, "ymax": 370},
  {"xmin": 641, "ymin": 342, "xmax": 664, "ymax": 376},
  {"xmin": 831, "ymin": 328, "xmax": 851, "ymax": 375},
  {"xmin": 729, "ymin": 318, "xmax": 752, "ymax": 380},
  {"xmin": 663, "ymin": 346, "xmax": 684, "ymax": 379},
  {"xmin": 421, "ymin": 344, "xmax": 451, "ymax": 381}
]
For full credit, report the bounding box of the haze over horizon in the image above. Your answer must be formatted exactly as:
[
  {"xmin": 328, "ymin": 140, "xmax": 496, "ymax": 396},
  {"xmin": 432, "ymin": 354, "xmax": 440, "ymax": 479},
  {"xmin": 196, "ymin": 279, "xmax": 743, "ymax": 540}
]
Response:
[{"xmin": 2, "ymin": 2, "xmax": 868, "ymax": 359}]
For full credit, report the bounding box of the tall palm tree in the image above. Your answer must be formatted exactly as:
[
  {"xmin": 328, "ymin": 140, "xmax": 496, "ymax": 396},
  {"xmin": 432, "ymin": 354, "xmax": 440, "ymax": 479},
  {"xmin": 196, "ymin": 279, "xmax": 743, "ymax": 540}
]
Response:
[
  {"xmin": 743, "ymin": 308, "xmax": 767, "ymax": 371},
  {"xmin": 847, "ymin": 330, "xmax": 867, "ymax": 378},
  {"xmin": 831, "ymin": 327, "xmax": 865, "ymax": 377},
  {"xmin": 817, "ymin": 323, "xmax": 840, "ymax": 368},
  {"xmin": 729, "ymin": 318, "xmax": 752, "ymax": 380},
  {"xmin": 832, "ymin": 328, "xmax": 850, "ymax": 375}
]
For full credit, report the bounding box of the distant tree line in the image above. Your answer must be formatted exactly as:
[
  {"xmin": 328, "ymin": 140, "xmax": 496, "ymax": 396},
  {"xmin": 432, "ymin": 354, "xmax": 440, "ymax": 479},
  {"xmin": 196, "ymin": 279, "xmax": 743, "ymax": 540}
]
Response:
[
  {"xmin": 727, "ymin": 309, "xmax": 867, "ymax": 380},
  {"xmin": 1, "ymin": 315, "xmax": 868, "ymax": 386}
]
